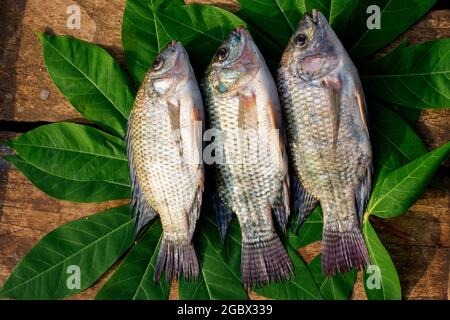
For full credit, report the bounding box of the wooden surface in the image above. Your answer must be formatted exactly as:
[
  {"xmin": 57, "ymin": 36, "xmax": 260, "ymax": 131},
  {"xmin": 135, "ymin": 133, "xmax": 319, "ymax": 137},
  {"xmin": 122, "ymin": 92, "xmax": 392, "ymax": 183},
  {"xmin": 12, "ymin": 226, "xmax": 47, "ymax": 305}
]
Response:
[{"xmin": 0, "ymin": 0, "xmax": 449, "ymax": 300}]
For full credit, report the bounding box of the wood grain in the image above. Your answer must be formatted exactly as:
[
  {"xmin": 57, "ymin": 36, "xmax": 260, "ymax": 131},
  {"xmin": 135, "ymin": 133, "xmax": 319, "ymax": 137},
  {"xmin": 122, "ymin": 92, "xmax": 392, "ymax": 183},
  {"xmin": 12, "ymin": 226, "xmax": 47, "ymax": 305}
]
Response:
[{"xmin": 0, "ymin": 0, "xmax": 448, "ymax": 300}]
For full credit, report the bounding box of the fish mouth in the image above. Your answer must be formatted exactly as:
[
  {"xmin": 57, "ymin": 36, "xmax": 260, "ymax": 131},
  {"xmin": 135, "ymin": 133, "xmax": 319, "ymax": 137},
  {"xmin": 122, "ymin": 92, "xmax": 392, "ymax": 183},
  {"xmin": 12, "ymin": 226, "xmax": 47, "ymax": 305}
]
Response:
[{"xmin": 303, "ymin": 9, "xmax": 322, "ymax": 25}]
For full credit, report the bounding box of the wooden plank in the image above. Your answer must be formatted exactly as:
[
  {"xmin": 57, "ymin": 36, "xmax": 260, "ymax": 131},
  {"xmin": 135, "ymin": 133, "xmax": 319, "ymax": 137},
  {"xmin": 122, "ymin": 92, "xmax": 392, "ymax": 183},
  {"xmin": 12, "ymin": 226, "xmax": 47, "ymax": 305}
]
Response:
[{"xmin": 0, "ymin": 0, "xmax": 126, "ymax": 123}]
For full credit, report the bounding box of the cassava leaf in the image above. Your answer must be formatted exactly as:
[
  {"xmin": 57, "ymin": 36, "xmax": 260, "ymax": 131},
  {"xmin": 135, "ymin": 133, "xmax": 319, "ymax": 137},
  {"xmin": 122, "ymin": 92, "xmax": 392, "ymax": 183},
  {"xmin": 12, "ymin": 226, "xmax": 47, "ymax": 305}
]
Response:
[
  {"xmin": 329, "ymin": 0, "xmax": 359, "ymax": 34},
  {"xmin": 368, "ymin": 142, "xmax": 450, "ymax": 218},
  {"xmin": 6, "ymin": 122, "xmax": 129, "ymax": 186},
  {"xmin": 0, "ymin": 206, "xmax": 134, "ymax": 299},
  {"xmin": 362, "ymin": 219, "xmax": 401, "ymax": 300},
  {"xmin": 370, "ymin": 103, "xmax": 428, "ymax": 165},
  {"xmin": 237, "ymin": 0, "xmax": 306, "ymax": 49},
  {"xmin": 122, "ymin": 0, "xmax": 246, "ymax": 84},
  {"xmin": 362, "ymin": 39, "xmax": 450, "ymax": 109},
  {"xmin": 308, "ymin": 254, "xmax": 357, "ymax": 300},
  {"xmin": 95, "ymin": 220, "xmax": 170, "ymax": 300},
  {"xmin": 5, "ymin": 155, "xmax": 130, "ymax": 202},
  {"xmin": 305, "ymin": 0, "xmax": 330, "ymax": 18},
  {"xmin": 178, "ymin": 207, "xmax": 247, "ymax": 300},
  {"xmin": 288, "ymin": 206, "xmax": 323, "ymax": 249},
  {"xmin": 346, "ymin": 0, "xmax": 436, "ymax": 61},
  {"xmin": 253, "ymin": 243, "xmax": 323, "ymax": 300},
  {"xmin": 387, "ymin": 104, "xmax": 421, "ymax": 126},
  {"xmin": 39, "ymin": 33, "xmax": 135, "ymax": 137}
]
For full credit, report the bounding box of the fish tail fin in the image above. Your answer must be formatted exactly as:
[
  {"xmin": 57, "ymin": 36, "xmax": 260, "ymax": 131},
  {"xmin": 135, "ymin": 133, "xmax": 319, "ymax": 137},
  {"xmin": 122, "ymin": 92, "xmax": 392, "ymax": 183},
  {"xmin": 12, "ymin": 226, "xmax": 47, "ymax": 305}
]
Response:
[
  {"xmin": 154, "ymin": 235, "xmax": 199, "ymax": 282},
  {"xmin": 322, "ymin": 223, "xmax": 370, "ymax": 276},
  {"xmin": 241, "ymin": 235, "xmax": 293, "ymax": 288}
]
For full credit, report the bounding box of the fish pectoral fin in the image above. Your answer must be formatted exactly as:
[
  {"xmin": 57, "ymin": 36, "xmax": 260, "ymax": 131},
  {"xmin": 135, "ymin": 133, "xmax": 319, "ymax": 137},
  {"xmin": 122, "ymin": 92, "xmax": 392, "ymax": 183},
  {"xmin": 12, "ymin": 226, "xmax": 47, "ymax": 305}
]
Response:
[
  {"xmin": 355, "ymin": 83, "xmax": 370, "ymax": 136},
  {"xmin": 167, "ymin": 100, "xmax": 181, "ymax": 131},
  {"xmin": 290, "ymin": 173, "xmax": 317, "ymax": 233},
  {"xmin": 238, "ymin": 93, "xmax": 258, "ymax": 129},
  {"xmin": 209, "ymin": 189, "xmax": 233, "ymax": 242},
  {"xmin": 355, "ymin": 163, "xmax": 373, "ymax": 226},
  {"xmin": 321, "ymin": 76, "xmax": 341, "ymax": 149}
]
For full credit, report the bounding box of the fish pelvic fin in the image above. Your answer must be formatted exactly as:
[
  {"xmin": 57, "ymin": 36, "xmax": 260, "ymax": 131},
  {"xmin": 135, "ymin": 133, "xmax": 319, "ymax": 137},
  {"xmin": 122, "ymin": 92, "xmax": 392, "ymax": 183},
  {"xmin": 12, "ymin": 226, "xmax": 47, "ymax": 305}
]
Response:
[
  {"xmin": 241, "ymin": 235, "xmax": 293, "ymax": 289},
  {"xmin": 154, "ymin": 236, "xmax": 199, "ymax": 283},
  {"xmin": 322, "ymin": 223, "xmax": 370, "ymax": 277},
  {"xmin": 291, "ymin": 173, "xmax": 317, "ymax": 233}
]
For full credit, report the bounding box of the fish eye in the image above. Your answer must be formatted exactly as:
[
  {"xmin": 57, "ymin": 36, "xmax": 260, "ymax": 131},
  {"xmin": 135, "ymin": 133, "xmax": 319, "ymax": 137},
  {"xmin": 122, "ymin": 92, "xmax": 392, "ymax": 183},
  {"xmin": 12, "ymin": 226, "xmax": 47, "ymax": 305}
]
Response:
[
  {"xmin": 216, "ymin": 47, "xmax": 229, "ymax": 61},
  {"xmin": 295, "ymin": 33, "xmax": 308, "ymax": 47},
  {"xmin": 153, "ymin": 56, "xmax": 164, "ymax": 70}
]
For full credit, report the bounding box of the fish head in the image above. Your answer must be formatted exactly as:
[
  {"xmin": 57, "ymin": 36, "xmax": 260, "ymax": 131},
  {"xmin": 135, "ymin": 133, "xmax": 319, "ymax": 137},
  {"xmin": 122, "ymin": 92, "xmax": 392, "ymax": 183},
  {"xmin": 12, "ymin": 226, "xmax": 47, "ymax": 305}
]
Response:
[
  {"xmin": 281, "ymin": 10, "xmax": 342, "ymax": 80},
  {"xmin": 146, "ymin": 40, "xmax": 191, "ymax": 97},
  {"xmin": 207, "ymin": 26, "xmax": 261, "ymax": 94}
]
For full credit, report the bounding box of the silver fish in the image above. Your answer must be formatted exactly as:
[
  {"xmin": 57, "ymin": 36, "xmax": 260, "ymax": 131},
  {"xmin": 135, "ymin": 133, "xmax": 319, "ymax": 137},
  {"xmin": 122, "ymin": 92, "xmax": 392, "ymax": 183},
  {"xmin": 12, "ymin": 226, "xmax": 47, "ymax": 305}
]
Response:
[
  {"xmin": 126, "ymin": 41, "xmax": 204, "ymax": 282},
  {"xmin": 203, "ymin": 27, "xmax": 293, "ymax": 288},
  {"xmin": 278, "ymin": 10, "xmax": 372, "ymax": 276}
]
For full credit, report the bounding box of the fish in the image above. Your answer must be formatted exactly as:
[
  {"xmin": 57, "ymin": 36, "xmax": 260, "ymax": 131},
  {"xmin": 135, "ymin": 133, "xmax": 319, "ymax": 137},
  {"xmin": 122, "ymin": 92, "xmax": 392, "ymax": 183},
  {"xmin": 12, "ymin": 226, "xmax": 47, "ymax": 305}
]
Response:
[
  {"xmin": 277, "ymin": 10, "xmax": 372, "ymax": 276},
  {"xmin": 126, "ymin": 40, "xmax": 204, "ymax": 282},
  {"xmin": 203, "ymin": 26, "xmax": 293, "ymax": 288}
]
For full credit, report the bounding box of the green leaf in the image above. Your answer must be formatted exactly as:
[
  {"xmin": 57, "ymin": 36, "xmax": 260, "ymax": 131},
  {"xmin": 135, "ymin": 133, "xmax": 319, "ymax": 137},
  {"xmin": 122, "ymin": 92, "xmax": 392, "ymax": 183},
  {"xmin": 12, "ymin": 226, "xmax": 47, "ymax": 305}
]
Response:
[
  {"xmin": 368, "ymin": 142, "xmax": 450, "ymax": 218},
  {"xmin": 38, "ymin": 33, "xmax": 135, "ymax": 137},
  {"xmin": 370, "ymin": 103, "xmax": 428, "ymax": 166},
  {"xmin": 387, "ymin": 104, "xmax": 421, "ymax": 126},
  {"xmin": 362, "ymin": 39, "xmax": 450, "ymax": 108},
  {"xmin": 305, "ymin": 0, "xmax": 331, "ymax": 18},
  {"xmin": 5, "ymin": 155, "xmax": 130, "ymax": 202},
  {"xmin": 6, "ymin": 122, "xmax": 129, "ymax": 186},
  {"xmin": 308, "ymin": 254, "xmax": 357, "ymax": 300},
  {"xmin": 362, "ymin": 219, "xmax": 401, "ymax": 300},
  {"xmin": 288, "ymin": 206, "xmax": 323, "ymax": 249},
  {"xmin": 237, "ymin": 0, "xmax": 306, "ymax": 49},
  {"xmin": 329, "ymin": 0, "xmax": 359, "ymax": 34},
  {"xmin": 178, "ymin": 208, "xmax": 247, "ymax": 300},
  {"xmin": 0, "ymin": 206, "xmax": 134, "ymax": 299},
  {"xmin": 122, "ymin": 0, "xmax": 246, "ymax": 84},
  {"xmin": 254, "ymin": 243, "xmax": 323, "ymax": 300},
  {"xmin": 95, "ymin": 220, "xmax": 170, "ymax": 300},
  {"xmin": 347, "ymin": 0, "xmax": 436, "ymax": 61}
]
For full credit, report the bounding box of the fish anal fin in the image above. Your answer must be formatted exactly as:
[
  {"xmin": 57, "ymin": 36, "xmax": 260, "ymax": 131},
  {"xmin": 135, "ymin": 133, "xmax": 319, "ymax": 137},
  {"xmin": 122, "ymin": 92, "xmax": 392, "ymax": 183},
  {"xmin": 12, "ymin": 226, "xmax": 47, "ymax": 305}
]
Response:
[
  {"xmin": 291, "ymin": 173, "xmax": 317, "ymax": 233},
  {"xmin": 355, "ymin": 164, "xmax": 373, "ymax": 226},
  {"xmin": 209, "ymin": 190, "xmax": 233, "ymax": 242},
  {"xmin": 272, "ymin": 174, "xmax": 290, "ymax": 234}
]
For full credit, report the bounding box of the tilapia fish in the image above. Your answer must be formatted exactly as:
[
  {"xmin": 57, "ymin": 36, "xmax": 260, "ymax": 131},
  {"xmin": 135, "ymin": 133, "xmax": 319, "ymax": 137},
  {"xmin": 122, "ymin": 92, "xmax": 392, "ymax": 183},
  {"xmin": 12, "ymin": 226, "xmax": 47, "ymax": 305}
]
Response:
[
  {"xmin": 278, "ymin": 10, "xmax": 372, "ymax": 276},
  {"xmin": 126, "ymin": 41, "xmax": 204, "ymax": 282},
  {"xmin": 203, "ymin": 27, "xmax": 293, "ymax": 288}
]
